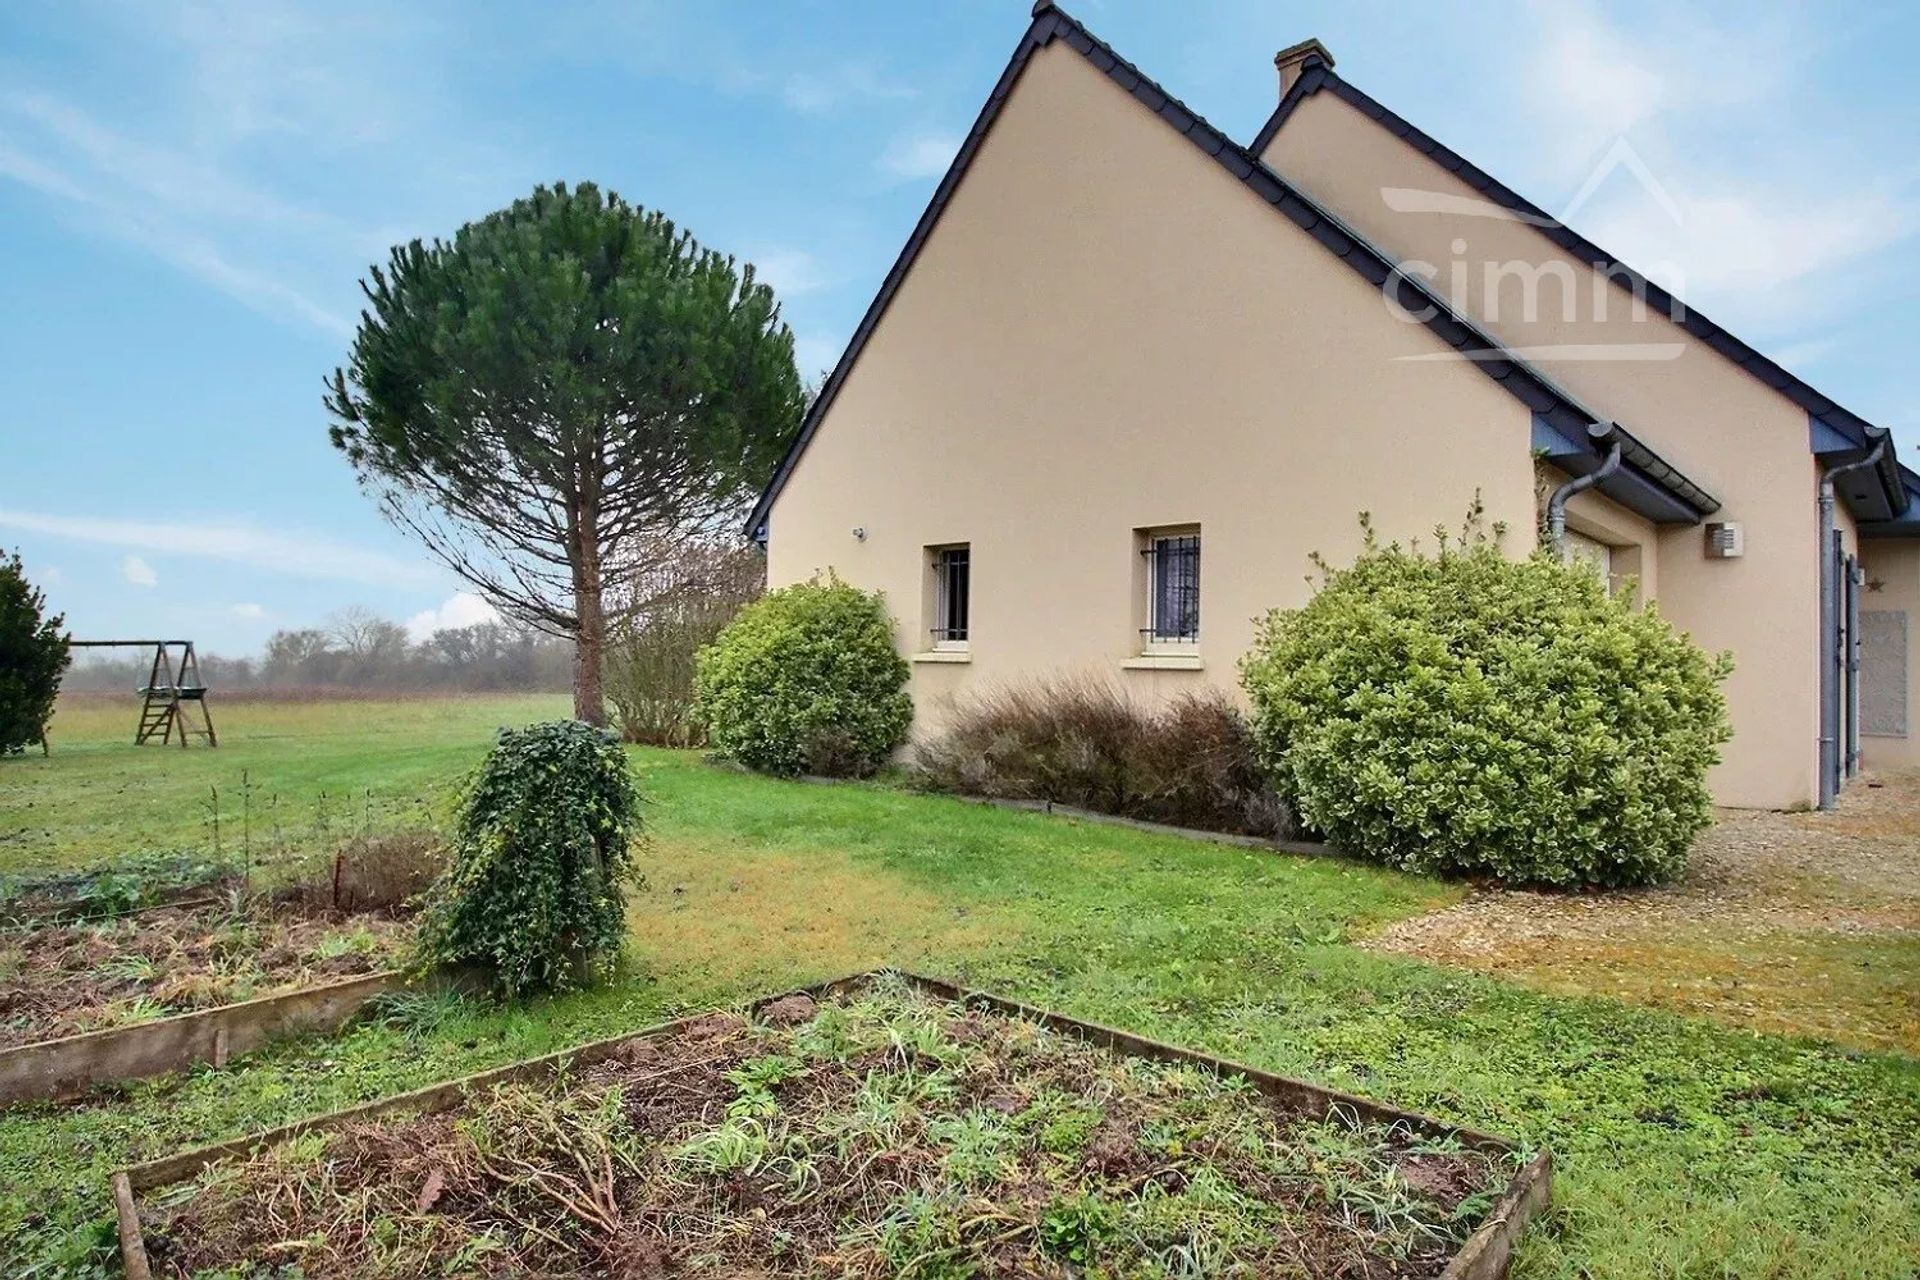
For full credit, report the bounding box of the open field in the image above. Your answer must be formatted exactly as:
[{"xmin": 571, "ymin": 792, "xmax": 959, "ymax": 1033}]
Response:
[
  {"xmin": 2, "ymin": 693, "xmax": 570, "ymax": 875},
  {"xmin": 1, "ymin": 695, "xmax": 1917, "ymax": 1278}
]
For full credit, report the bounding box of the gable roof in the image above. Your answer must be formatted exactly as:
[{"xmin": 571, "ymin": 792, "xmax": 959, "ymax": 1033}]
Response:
[
  {"xmin": 1251, "ymin": 54, "xmax": 1910, "ymax": 523},
  {"xmin": 745, "ymin": 1, "xmax": 1717, "ymax": 540}
]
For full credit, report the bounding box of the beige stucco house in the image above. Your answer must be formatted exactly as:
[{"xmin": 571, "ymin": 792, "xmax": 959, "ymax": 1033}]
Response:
[{"xmin": 747, "ymin": 2, "xmax": 1920, "ymax": 811}]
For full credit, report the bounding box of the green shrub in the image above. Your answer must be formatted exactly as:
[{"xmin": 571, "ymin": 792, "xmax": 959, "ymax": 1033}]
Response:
[
  {"xmin": 417, "ymin": 721, "xmax": 640, "ymax": 995},
  {"xmin": 914, "ymin": 676, "xmax": 1291, "ymax": 838},
  {"xmin": 1239, "ymin": 513, "xmax": 1732, "ymax": 888},
  {"xmin": 694, "ymin": 576, "xmax": 912, "ymax": 777},
  {"xmin": 0, "ymin": 550, "xmax": 70, "ymax": 756}
]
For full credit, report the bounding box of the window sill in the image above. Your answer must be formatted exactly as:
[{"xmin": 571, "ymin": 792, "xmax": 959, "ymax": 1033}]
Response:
[
  {"xmin": 1120, "ymin": 654, "xmax": 1203, "ymax": 671},
  {"xmin": 912, "ymin": 650, "xmax": 972, "ymax": 664}
]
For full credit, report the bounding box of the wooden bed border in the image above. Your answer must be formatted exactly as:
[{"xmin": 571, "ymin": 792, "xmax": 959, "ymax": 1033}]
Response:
[
  {"xmin": 111, "ymin": 969, "xmax": 1550, "ymax": 1280},
  {"xmin": 1, "ymin": 971, "xmax": 399, "ymax": 1108}
]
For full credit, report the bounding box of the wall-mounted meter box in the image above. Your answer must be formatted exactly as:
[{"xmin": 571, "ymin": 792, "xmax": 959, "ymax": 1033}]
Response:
[{"xmin": 1705, "ymin": 522, "xmax": 1744, "ymax": 558}]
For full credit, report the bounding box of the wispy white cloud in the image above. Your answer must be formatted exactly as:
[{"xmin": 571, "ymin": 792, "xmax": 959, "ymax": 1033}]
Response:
[
  {"xmin": 0, "ymin": 95, "xmax": 354, "ymax": 334},
  {"xmin": 405, "ymin": 591, "xmax": 498, "ymax": 639},
  {"xmin": 879, "ymin": 131, "xmax": 960, "ymax": 182},
  {"xmin": 0, "ymin": 509, "xmax": 437, "ymax": 588},
  {"xmin": 231, "ymin": 602, "xmax": 266, "ymax": 619},
  {"xmin": 1506, "ymin": 0, "xmax": 1918, "ymax": 340},
  {"xmin": 748, "ymin": 247, "xmax": 829, "ymax": 298},
  {"xmin": 121, "ymin": 555, "xmax": 158, "ymax": 588},
  {"xmin": 781, "ymin": 64, "xmax": 914, "ymax": 116},
  {"xmin": 1584, "ymin": 185, "xmax": 1914, "ymax": 307}
]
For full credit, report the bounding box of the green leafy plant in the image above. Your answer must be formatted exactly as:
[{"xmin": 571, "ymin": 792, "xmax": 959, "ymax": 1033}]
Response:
[
  {"xmin": 1240, "ymin": 508, "xmax": 1732, "ymax": 887},
  {"xmin": 1039, "ymin": 1194, "xmax": 1116, "ymax": 1266},
  {"xmin": 416, "ymin": 721, "xmax": 641, "ymax": 995},
  {"xmin": 0, "ymin": 549, "xmax": 70, "ymax": 756},
  {"xmin": 693, "ymin": 575, "xmax": 911, "ymax": 777}
]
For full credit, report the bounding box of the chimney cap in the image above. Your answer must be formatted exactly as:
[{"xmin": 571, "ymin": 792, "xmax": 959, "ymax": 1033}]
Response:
[{"xmin": 1273, "ymin": 37, "xmax": 1335, "ymax": 73}]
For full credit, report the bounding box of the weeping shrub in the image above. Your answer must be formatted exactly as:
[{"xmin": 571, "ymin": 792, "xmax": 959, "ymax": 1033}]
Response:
[
  {"xmin": 1239, "ymin": 512, "xmax": 1732, "ymax": 888},
  {"xmin": 914, "ymin": 676, "xmax": 1291, "ymax": 838},
  {"xmin": 693, "ymin": 576, "xmax": 911, "ymax": 777},
  {"xmin": 418, "ymin": 721, "xmax": 640, "ymax": 996}
]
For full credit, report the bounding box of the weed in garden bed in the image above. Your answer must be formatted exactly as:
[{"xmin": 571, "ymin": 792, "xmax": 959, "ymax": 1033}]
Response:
[
  {"xmin": 0, "ymin": 826, "xmax": 444, "ymax": 1050},
  {"xmin": 140, "ymin": 980, "xmax": 1519, "ymax": 1278},
  {"xmin": 0, "ymin": 853, "xmax": 228, "ymax": 926}
]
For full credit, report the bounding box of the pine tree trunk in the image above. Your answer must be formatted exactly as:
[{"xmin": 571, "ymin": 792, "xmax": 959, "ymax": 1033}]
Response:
[
  {"xmin": 573, "ymin": 605, "xmax": 606, "ymax": 726},
  {"xmin": 571, "ymin": 515, "xmax": 608, "ymax": 727}
]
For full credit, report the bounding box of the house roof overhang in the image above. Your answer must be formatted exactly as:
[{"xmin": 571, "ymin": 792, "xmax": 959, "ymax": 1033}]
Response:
[
  {"xmin": 1252, "ymin": 60, "xmax": 1910, "ymax": 526},
  {"xmin": 1860, "ymin": 463, "xmax": 1920, "ymax": 539},
  {"xmin": 1533, "ymin": 417, "xmax": 1718, "ymax": 525},
  {"xmin": 745, "ymin": 1, "xmax": 1722, "ymax": 541}
]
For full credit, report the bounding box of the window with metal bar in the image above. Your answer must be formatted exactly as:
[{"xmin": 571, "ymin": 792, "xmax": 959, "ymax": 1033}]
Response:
[
  {"xmin": 1142, "ymin": 533, "xmax": 1199, "ymax": 645},
  {"xmin": 932, "ymin": 545, "xmax": 970, "ymax": 646}
]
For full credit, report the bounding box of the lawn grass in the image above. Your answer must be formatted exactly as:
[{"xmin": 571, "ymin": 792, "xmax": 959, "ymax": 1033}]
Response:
[{"xmin": 1, "ymin": 696, "xmax": 1916, "ymax": 1278}]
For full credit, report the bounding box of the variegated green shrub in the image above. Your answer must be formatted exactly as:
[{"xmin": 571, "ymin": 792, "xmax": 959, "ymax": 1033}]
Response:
[{"xmin": 1240, "ymin": 514, "xmax": 1732, "ymax": 887}]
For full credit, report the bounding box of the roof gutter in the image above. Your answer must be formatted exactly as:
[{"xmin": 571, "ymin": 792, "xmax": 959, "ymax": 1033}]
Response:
[{"xmin": 1546, "ymin": 424, "xmax": 1624, "ymax": 555}]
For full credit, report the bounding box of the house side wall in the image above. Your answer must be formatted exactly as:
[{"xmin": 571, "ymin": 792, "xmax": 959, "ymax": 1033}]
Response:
[
  {"xmin": 1263, "ymin": 92, "xmax": 1827, "ymax": 808},
  {"xmin": 765, "ymin": 41, "xmax": 1535, "ymax": 735},
  {"xmin": 1860, "ymin": 539, "xmax": 1920, "ymax": 770}
]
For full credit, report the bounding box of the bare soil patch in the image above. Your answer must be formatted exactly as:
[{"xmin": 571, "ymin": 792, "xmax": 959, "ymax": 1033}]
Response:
[
  {"xmin": 1368, "ymin": 772, "xmax": 1920, "ymax": 1053},
  {"xmin": 138, "ymin": 978, "xmax": 1519, "ymax": 1278}
]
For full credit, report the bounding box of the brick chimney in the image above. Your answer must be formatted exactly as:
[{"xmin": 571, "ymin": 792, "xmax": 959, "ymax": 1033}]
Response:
[{"xmin": 1274, "ymin": 38, "xmax": 1335, "ymax": 98}]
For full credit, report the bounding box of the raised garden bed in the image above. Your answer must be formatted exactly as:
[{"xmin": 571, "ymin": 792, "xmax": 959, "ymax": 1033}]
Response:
[
  {"xmin": 0, "ymin": 896, "xmax": 408, "ymax": 1052},
  {"xmin": 0, "ymin": 838, "xmax": 442, "ymax": 1106},
  {"xmin": 115, "ymin": 971, "xmax": 1550, "ymax": 1279},
  {"xmin": 0, "ymin": 853, "xmax": 228, "ymax": 928}
]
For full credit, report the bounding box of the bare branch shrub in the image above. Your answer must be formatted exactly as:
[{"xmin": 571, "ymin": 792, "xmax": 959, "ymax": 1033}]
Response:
[
  {"xmin": 607, "ymin": 539, "xmax": 764, "ymax": 746},
  {"xmin": 914, "ymin": 675, "xmax": 1292, "ymax": 838}
]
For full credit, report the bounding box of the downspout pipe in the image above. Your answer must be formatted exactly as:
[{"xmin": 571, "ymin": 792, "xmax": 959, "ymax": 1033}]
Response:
[
  {"xmin": 1817, "ymin": 430, "xmax": 1889, "ymax": 807},
  {"xmin": 1545, "ymin": 423, "xmax": 1624, "ymax": 558}
]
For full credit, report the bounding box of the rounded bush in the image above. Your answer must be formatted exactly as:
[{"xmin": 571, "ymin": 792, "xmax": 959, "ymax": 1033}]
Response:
[
  {"xmin": 1239, "ymin": 518, "xmax": 1732, "ymax": 888},
  {"xmin": 418, "ymin": 720, "xmax": 640, "ymax": 996},
  {"xmin": 694, "ymin": 576, "xmax": 912, "ymax": 776}
]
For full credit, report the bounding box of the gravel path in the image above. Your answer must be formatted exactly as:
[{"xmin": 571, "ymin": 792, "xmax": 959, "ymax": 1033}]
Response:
[{"xmin": 1367, "ymin": 773, "xmax": 1920, "ymax": 1054}]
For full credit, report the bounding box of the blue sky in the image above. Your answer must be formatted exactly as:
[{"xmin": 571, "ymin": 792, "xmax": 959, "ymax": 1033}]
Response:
[{"xmin": 4, "ymin": 0, "xmax": 1917, "ymax": 653}]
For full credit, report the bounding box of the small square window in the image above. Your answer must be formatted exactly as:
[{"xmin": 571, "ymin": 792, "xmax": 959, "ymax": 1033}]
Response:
[
  {"xmin": 930, "ymin": 545, "xmax": 970, "ymax": 649},
  {"xmin": 1140, "ymin": 530, "xmax": 1199, "ymax": 648}
]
